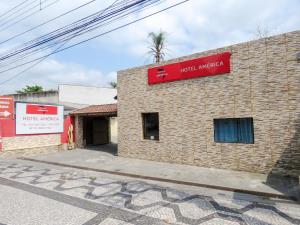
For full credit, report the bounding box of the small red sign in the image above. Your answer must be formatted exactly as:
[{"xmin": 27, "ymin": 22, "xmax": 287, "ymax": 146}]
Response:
[
  {"xmin": 148, "ymin": 52, "xmax": 231, "ymax": 85},
  {"xmin": 26, "ymin": 104, "xmax": 58, "ymax": 115},
  {"xmin": 0, "ymin": 96, "xmax": 14, "ymax": 120},
  {"xmin": 0, "ymin": 126, "xmax": 2, "ymax": 151}
]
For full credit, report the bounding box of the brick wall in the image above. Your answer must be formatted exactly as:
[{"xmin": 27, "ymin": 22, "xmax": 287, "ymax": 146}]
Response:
[{"xmin": 117, "ymin": 30, "xmax": 300, "ymax": 176}]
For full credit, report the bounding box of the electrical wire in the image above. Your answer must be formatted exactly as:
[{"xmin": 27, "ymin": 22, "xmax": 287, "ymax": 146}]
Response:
[
  {"xmin": 0, "ymin": 0, "xmax": 164, "ymax": 67},
  {"xmin": 0, "ymin": 0, "xmax": 34, "ymax": 19},
  {"xmin": 0, "ymin": 0, "xmax": 41, "ymax": 26},
  {"xmin": 0, "ymin": 0, "xmax": 131, "ymax": 53},
  {"xmin": 0, "ymin": 0, "xmax": 189, "ymax": 86},
  {"xmin": 0, "ymin": 0, "xmax": 152, "ymax": 61},
  {"xmin": 0, "ymin": 0, "xmax": 60, "ymax": 31},
  {"xmin": 0, "ymin": 0, "xmax": 61, "ymax": 32},
  {"xmin": 0, "ymin": 0, "xmax": 121, "ymax": 86},
  {"xmin": 0, "ymin": 0, "xmax": 136, "ymax": 67},
  {"xmin": 0, "ymin": 0, "xmax": 97, "ymax": 45},
  {"xmin": 0, "ymin": 0, "xmax": 165, "ymax": 68},
  {"xmin": 0, "ymin": 0, "xmax": 159, "ymax": 65}
]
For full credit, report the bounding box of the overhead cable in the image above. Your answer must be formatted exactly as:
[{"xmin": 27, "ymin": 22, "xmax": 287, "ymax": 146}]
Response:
[{"xmin": 0, "ymin": 0, "xmax": 189, "ymax": 86}]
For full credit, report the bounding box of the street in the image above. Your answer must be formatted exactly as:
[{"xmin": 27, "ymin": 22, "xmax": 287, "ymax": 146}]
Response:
[{"xmin": 0, "ymin": 159, "xmax": 299, "ymax": 225}]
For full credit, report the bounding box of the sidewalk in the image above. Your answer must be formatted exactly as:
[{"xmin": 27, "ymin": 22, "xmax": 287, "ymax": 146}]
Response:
[{"xmin": 21, "ymin": 148, "xmax": 299, "ymax": 200}]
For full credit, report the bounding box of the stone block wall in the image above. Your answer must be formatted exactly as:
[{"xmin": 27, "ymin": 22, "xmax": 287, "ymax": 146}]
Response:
[
  {"xmin": 75, "ymin": 116, "xmax": 84, "ymax": 148},
  {"xmin": 117, "ymin": 30, "xmax": 300, "ymax": 176},
  {"xmin": 0, "ymin": 134, "xmax": 62, "ymax": 158},
  {"xmin": 0, "ymin": 145, "xmax": 63, "ymax": 158}
]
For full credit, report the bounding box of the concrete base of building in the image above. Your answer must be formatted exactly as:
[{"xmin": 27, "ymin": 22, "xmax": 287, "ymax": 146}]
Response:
[{"xmin": 0, "ymin": 145, "xmax": 64, "ymax": 159}]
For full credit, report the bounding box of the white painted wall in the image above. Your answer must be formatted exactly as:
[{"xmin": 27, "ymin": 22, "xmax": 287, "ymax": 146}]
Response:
[
  {"xmin": 109, "ymin": 117, "xmax": 118, "ymax": 144},
  {"xmin": 58, "ymin": 85, "xmax": 117, "ymax": 106},
  {"xmin": 12, "ymin": 91, "xmax": 58, "ymax": 104}
]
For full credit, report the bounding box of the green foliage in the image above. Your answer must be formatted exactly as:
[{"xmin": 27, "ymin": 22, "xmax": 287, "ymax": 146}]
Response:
[
  {"xmin": 148, "ymin": 30, "xmax": 167, "ymax": 63},
  {"xmin": 109, "ymin": 81, "xmax": 117, "ymax": 88},
  {"xmin": 16, "ymin": 85, "xmax": 44, "ymax": 94}
]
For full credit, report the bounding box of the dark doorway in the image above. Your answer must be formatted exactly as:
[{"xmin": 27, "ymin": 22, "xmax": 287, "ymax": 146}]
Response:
[
  {"xmin": 93, "ymin": 119, "xmax": 109, "ymax": 145},
  {"xmin": 83, "ymin": 117, "xmax": 109, "ymax": 146}
]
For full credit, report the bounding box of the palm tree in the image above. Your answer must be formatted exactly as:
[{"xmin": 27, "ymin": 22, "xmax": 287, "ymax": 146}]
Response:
[
  {"xmin": 109, "ymin": 81, "xmax": 117, "ymax": 89},
  {"xmin": 148, "ymin": 31, "xmax": 167, "ymax": 63},
  {"xmin": 255, "ymin": 24, "xmax": 270, "ymax": 39}
]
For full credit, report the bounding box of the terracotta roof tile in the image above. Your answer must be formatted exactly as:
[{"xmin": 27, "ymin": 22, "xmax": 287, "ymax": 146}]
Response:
[{"xmin": 71, "ymin": 103, "xmax": 117, "ymax": 115}]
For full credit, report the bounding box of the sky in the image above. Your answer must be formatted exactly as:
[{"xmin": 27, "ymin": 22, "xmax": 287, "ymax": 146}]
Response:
[{"xmin": 0, "ymin": 0, "xmax": 299, "ymax": 94}]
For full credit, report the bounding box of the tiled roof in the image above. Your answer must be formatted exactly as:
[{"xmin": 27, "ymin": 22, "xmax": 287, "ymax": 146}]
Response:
[{"xmin": 71, "ymin": 103, "xmax": 117, "ymax": 115}]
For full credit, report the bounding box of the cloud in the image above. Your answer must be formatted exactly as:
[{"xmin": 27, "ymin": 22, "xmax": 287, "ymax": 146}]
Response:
[
  {"xmin": 1, "ymin": 0, "xmax": 299, "ymax": 55},
  {"xmin": 0, "ymin": 0, "xmax": 299, "ymax": 93},
  {"xmin": 97, "ymin": 0, "xmax": 300, "ymax": 59},
  {"xmin": 0, "ymin": 59, "xmax": 115, "ymax": 94}
]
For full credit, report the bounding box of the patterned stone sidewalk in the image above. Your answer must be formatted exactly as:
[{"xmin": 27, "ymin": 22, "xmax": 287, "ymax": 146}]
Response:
[{"xmin": 0, "ymin": 160, "xmax": 299, "ymax": 225}]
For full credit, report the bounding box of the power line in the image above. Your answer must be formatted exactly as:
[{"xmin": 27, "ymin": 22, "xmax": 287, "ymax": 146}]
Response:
[
  {"xmin": 0, "ymin": 0, "xmax": 164, "ymax": 68},
  {"xmin": 0, "ymin": 0, "xmax": 158, "ymax": 66},
  {"xmin": 0, "ymin": 0, "xmax": 189, "ymax": 86},
  {"xmin": 0, "ymin": 0, "xmax": 59, "ymax": 31},
  {"xmin": 0, "ymin": 0, "xmax": 162, "ymax": 67},
  {"xmin": 0, "ymin": 0, "xmax": 32, "ymax": 19},
  {"xmin": 0, "ymin": 0, "xmax": 40, "ymax": 24},
  {"xmin": 0, "ymin": 0, "xmax": 97, "ymax": 45},
  {"xmin": 0, "ymin": 0, "xmax": 131, "ymax": 51},
  {"xmin": 0, "ymin": 0, "xmax": 137, "ymax": 68},
  {"xmin": 0, "ymin": 0, "xmax": 121, "ymax": 86},
  {"xmin": 0, "ymin": 0, "xmax": 152, "ymax": 61},
  {"xmin": 0, "ymin": 0, "xmax": 61, "ymax": 32}
]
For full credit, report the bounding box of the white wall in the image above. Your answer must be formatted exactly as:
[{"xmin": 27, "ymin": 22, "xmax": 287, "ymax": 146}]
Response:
[
  {"xmin": 58, "ymin": 85, "xmax": 117, "ymax": 106},
  {"xmin": 12, "ymin": 91, "xmax": 58, "ymax": 104},
  {"xmin": 109, "ymin": 117, "xmax": 118, "ymax": 144}
]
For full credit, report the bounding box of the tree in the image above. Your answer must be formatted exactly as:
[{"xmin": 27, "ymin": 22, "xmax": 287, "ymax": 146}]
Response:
[
  {"xmin": 255, "ymin": 24, "xmax": 270, "ymax": 39},
  {"xmin": 148, "ymin": 30, "xmax": 167, "ymax": 63},
  {"xmin": 16, "ymin": 85, "xmax": 44, "ymax": 94},
  {"xmin": 109, "ymin": 81, "xmax": 117, "ymax": 89}
]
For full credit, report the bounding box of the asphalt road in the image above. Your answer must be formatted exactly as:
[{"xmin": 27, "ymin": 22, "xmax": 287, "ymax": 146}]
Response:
[{"xmin": 0, "ymin": 159, "xmax": 299, "ymax": 225}]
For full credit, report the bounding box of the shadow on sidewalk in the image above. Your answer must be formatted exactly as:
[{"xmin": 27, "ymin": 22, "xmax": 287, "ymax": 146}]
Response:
[
  {"xmin": 265, "ymin": 113, "xmax": 300, "ymax": 201},
  {"xmin": 83, "ymin": 144, "xmax": 118, "ymax": 156}
]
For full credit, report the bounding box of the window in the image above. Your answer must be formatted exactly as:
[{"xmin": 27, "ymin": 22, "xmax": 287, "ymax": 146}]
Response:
[
  {"xmin": 214, "ymin": 118, "xmax": 254, "ymax": 144},
  {"xmin": 143, "ymin": 113, "xmax": 159, "ymax": 140}
]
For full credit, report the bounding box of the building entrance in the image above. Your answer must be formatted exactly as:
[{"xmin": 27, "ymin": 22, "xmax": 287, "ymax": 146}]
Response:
[{"xmin": 83, "ymin": 117, "xmax": 109, "ymax": 146}]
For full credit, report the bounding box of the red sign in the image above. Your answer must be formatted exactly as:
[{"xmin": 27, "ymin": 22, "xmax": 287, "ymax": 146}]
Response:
[
  {"xmin": 26, "ymin": 104, "xmax": 58, "ymax": 115},
  {"xmin": 0, "ymin": 124, "xmax": 2, "ymax": 151},
  {"xmin": 148, "ymin": 52, "xmax": 231, "ymax": 85},
  {"xmin": 0, "ymin": 96, "xmax": 14, "ymax": 120}
]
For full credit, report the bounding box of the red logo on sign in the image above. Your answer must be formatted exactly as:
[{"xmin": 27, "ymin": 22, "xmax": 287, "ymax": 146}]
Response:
[
  {"xmin": 26, "ymin": 105, "xmax": 58, "ymax": 115},
  {"xmin": 0, "ymin": 96, "xmax": 14, "ymax": 120},
  {"xmin": 148, "ymin": 52, "xmax": 231, "ymax": 85}
]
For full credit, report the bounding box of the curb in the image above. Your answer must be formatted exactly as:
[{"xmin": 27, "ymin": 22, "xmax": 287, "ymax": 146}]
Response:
[{"xmin": 19, "ymin": 157, "xmax": 296, "ymax": 201}]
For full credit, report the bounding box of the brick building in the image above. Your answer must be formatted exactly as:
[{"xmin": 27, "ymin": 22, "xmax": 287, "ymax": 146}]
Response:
[{"xmin": 117, "ymin": 30, "xmax": 300, "ymax": 176}]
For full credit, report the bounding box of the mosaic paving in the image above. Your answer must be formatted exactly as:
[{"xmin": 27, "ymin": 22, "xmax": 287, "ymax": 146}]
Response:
[{"xmin": 0, "ymin": 160, "xmax": 299, "ymax": 225}]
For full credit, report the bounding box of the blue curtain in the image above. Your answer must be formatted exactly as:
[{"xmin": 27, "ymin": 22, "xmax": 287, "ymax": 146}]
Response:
[
  {"xmin": 214, "ymin": 118, "xmax": 254, "ymax": 144},
  {"xmin": 214, "ymin": 119, "xmax": 238, "ymax": 143},
  {"xmin": 238, "ymin": 118, "xmax": 254, "ymax": 143}
]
